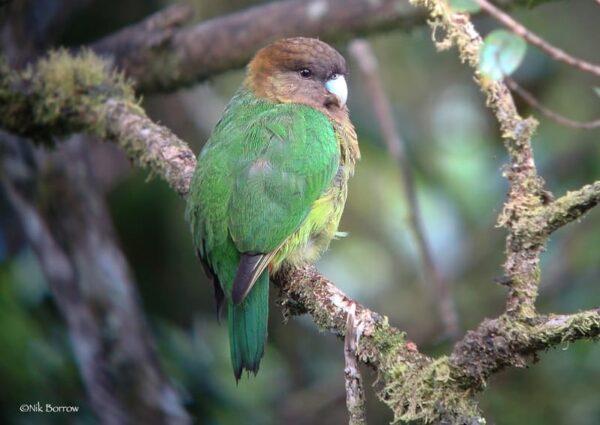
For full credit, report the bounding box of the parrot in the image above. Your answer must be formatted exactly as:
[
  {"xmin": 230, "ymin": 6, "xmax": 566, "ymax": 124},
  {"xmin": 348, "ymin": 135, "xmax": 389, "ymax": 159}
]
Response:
[{"xmin": 185, "ymin": 37, "xmax": 360, "ymax": 380}]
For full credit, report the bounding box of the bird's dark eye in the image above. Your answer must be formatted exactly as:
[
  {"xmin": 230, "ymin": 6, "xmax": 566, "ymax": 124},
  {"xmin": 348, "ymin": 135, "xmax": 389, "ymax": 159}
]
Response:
[
  {"xmin": 298, "ymin": 68, "xmax": 313, "ymax": 78},
  {"xmin": 329, "ymin": 73, "xmax": 339, "ymax": 80}
]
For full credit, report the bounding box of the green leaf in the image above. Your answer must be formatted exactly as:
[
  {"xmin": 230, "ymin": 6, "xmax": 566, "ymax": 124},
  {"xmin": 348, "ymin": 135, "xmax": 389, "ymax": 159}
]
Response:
[
  {"xmin": 479, "ymin": 30, "xmax": 527, "ymax": 80},
  {"xmin": 594, "ymin": 87, "xmax": 600, "ymax": 98},
  {"xmin": 448, "ymin": 0, "xmax": 481, "ymax": 13}
]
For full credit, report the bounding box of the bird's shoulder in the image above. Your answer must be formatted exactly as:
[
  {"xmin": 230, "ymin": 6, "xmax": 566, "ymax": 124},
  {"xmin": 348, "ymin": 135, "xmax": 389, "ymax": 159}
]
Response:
[{"xmin": 203, "ymin": 89, "xmax": 339, "ymax": 164}]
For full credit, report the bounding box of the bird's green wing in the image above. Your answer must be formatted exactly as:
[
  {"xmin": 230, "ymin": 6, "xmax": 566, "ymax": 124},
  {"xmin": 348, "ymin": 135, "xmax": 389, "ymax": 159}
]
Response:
[
  {"xmin": 229, "ymin": 105, "xmax": 339, "ymax": 251},
  {"xmin": 227, "ymin": 103, "xmax": 340, "ymax": 300}
]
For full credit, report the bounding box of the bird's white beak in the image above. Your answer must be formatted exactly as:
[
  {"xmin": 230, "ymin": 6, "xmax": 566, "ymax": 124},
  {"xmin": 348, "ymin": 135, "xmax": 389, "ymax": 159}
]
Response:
[{"xmin": 325, "ymin": 74, "xmax": 348, "ymax": 107}]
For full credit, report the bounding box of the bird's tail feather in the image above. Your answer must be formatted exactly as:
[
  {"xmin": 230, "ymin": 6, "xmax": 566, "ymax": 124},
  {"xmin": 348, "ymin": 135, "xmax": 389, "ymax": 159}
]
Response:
[{"xmin": 228, "ymin": 269, "xmax": 269, "ymax": 381}]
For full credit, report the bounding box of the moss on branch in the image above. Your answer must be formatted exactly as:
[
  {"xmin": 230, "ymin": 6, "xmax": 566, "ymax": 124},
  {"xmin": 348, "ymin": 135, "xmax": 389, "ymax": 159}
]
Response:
[
  {"xmin": 0, "ymin": 50, "xmax": 196, "ymax": 196},
  {"xmin": 0, "ymin": 50, "xmax": 137, "ymax": 141},
  {"xmin": 275, "ymin": 265, "xmax": 486, "ymax": 424},
  {"xmin": 450, "ymin": 311, "xmax": 600, "ymax": 390},
  {"xmin": 530, "ymin": 181, "xmax": 600, "ymax": 236}
]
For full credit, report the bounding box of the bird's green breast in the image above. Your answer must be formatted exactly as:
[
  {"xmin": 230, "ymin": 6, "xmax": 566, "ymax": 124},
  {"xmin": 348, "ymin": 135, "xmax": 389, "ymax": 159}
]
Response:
[{"xmin": 271, "ymin": 119, "xmax": 359, "ymax": 269}]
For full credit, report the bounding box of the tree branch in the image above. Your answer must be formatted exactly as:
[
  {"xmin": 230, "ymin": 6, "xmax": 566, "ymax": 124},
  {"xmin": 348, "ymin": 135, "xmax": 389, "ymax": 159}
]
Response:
[
  {"xmin": 0, "ymin": 51, "xmax": 196, "ymax": 197},
  {"xmin": 449, "ymin": 309, "xmax": 600, "ymax": 390},
  {"xmin": 90, "ymin": 3, "xmax": 195, "ymax": 91},
  {"xmin": 92, "ymin": 0, "xmax": 427, "ymax": 92},
  {"xmin": 103, "ymin": 99, "xmax": 196, "ymax": 197},
  {"xmin": 530, "ymin": 181, "xmax": 600, "ymax": 237}
]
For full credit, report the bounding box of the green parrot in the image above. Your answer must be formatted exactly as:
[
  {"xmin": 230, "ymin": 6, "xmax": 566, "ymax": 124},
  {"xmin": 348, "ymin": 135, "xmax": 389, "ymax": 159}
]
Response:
[{"xmin": 186, "ymin": 37, "xmax": 360, "ymax": 380}]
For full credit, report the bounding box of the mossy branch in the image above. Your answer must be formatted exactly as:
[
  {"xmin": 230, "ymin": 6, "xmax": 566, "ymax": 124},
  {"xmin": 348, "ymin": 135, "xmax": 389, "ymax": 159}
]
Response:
[
  {"xmin": 529, "ymin": 181, "xmax": 600, "ymax": 237},
  {"xmin": 1, "ymin": 45, "xmax": 599, "ymax": 424},
  {"xmin": 406, "ymin": 0, "xmax": 598, "ymax": 323},
  {"xmin": 0, "ymin": 50, "xmax": 196, "ymax": 197},
  {"xmin": 449, "ymin": 310, "xmax": 600, "ymax": 390},
  {"xmin": 408, "ymin": 0, "xmax": 547, "ymax": 319}
]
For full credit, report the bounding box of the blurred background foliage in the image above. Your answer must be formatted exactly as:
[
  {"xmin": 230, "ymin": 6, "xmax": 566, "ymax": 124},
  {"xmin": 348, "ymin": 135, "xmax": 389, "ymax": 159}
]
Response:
[{"xmin": 1, "ymin": 0, "xmax": 599, "ymax": 424}]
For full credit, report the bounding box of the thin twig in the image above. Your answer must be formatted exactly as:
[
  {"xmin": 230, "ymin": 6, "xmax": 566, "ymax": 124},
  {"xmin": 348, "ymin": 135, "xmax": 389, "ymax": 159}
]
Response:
[
  {"xmin": 475, "ymin": 0, "xmax": 600, "ymax": 77},
  {"xmin": 506, "ymin": 77, "xmax": 600, "ymax": 129},
  {"xmin": 349, "ymin": 39, "xmax": 459, "ymax": 339},
  {"xmin": 344, "ymin": 304, "xmax": 367, "ymax": 425}
]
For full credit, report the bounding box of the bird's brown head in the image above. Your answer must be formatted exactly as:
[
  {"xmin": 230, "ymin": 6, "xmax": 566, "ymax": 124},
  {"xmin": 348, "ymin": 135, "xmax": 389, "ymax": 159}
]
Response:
[{"xmin": 245, "ymin": 37, "xmax": 349, "ymax": 120}]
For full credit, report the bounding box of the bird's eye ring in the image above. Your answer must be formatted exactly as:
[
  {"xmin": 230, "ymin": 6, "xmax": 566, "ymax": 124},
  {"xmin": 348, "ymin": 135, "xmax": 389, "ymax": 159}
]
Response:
[
  {"xmin": 329, "ymin": 73, "xmax": 339, "ymax": 80},
  {"xmin": 298, "ymin": 68, "xmax": 313, "ymax": 78}
]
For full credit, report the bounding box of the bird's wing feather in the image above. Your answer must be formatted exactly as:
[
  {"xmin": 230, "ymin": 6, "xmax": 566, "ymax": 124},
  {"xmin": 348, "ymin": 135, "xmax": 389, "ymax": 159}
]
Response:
[{"xmin": 227, "ymin": 104, "xmax": 340, "ymax": 301}]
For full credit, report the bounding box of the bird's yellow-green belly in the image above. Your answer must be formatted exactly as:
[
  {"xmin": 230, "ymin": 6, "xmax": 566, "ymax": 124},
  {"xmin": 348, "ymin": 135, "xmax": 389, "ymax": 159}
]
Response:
[{"xmin": 271, "ymin": 180, "xmax": 348, "ymax": 270}]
